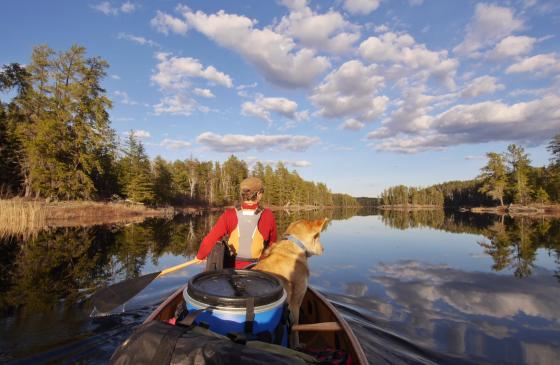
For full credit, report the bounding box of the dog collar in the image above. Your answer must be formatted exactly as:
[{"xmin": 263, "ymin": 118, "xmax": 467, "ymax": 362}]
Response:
[{"xmin": 283, "ymin": 234, "xmax": 309, "ymax": 256}]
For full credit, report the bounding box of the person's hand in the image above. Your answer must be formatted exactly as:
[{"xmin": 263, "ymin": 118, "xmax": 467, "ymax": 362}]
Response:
[{"xmin": 193, "ymin": 257, "xmax": 205, "ymax": 265}]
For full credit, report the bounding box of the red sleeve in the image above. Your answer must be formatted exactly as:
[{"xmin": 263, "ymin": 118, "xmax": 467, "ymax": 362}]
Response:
[
  {"xmin": 196, "ymin": 209, "xmax": 235, "ymax": 259},
  {"xmin": 259, "ymin": 209, "xmax": 278, "ymax": 246}
]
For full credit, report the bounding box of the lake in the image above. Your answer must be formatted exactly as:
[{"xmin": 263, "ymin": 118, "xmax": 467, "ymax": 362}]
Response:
[{"xmin": 1, "ymin": 209, "xmax": 559, "ymax": 364}]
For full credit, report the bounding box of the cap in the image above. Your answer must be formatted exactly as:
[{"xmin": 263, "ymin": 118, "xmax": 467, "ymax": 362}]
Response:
[{"xmin": 240, "ymin": 177, "xmax": 263, "ymax": 194}]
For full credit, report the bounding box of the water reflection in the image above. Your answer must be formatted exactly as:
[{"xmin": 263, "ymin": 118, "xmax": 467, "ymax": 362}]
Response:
[
  {"xmin": 380, "ymin": 210, "xmax": 560, "ymax": 280},
  {"xmin": 1, "ymin": 208, "xmax": 559, "ymax": 364}
]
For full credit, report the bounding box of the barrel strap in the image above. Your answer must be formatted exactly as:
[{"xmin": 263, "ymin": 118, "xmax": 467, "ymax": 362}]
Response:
[
  {"xmin": 177, "ymin": 308, "xmax": 206, "ymax": 327},
  {"xmin": 245, "ymin": 297, "xmax": 255, "ymax": 334}
]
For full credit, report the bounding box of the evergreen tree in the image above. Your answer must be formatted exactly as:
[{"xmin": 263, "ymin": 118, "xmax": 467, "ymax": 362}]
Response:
[
  {"xmin": 478, "ymin": 152, "xmax": 508, "ymax": 206},
  {"xmin": 2, "ymin": 45, "xmax": 114, "ymax": 199},
  {"xmin": 153, "ymin": 156, "xmax": 173, "ymax": 204},
  {"xmin": 119, "ymin": 132, "xmax": 154, "ymax": 204},
  {"xmin": 548, "ymin": 134, "xmax": 560, "ymax": 166},
  {"xmin": 505, "ymin": 144, "xmax": 532, "ymax": 205},
  {"xmin": 534, "ymin": 187, "xmax": 549, "ymax": 205}
]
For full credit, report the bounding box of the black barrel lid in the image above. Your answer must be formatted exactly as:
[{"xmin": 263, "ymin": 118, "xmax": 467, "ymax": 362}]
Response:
[{"xmin": 186, "ymin": 269, "xmax": 284, "ymax": 308}]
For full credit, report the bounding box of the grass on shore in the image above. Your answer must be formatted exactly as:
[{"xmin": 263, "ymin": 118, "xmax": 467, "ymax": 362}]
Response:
[
  {"xmin": 0, "ymin": 199, "xmax": 47, "ymax": 238},
  {"xmin": 0, "ymin": 199, "xmax": 174, "ymax": 238}
]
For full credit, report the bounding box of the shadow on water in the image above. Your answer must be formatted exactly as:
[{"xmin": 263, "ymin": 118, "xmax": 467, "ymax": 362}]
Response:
[{"xmin": 1, "ymin": 208, "xmax": 560, "ymax": 364}]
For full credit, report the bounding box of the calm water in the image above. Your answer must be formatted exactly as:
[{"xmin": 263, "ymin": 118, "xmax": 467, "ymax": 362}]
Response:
[{"xmin": 1, "ymin": 209, "xmax": 559, "ymax": 364}]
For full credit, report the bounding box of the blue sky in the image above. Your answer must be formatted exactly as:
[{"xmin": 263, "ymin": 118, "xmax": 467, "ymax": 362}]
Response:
[{"xmin": 2, "ymin": 0, "xmax": 559, "ymax": 197}]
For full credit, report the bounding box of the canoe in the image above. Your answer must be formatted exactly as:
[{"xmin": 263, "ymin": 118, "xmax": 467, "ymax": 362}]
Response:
[{"xmin": 145, "ymin": 284, "xmax": 368, "ymax": 365}]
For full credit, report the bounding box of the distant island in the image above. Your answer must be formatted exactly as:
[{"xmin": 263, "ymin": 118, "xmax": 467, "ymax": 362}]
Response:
[{"xmin": 379, "ymin": 139, "xmax": 560, "ymax": 216}]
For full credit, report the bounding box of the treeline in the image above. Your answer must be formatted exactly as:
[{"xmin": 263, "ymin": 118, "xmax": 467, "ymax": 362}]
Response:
[
  {"xmin": 380, "ymin": 185, "xmax": 445, "ymax": 207},
  {"xmin": 381, "ymin": 141, "xmax": 560, "ymax": 208},
  {"xmin": 0, "ymin": 45, "xmax": 359, "ymax": 208}
]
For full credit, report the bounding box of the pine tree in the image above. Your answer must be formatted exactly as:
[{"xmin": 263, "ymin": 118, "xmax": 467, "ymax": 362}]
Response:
[
  {"xmin": 548, "ymin": 134, "xmax": 560, "ymax": 166},
  {"xmin": 2, "ymin": 45, "xmax": 114, "ymax": 199},
  {"xmin": 119, "ymin": 132, "xmax": 154, "ymax": 204},
  {"xmin": 478, "ymin": 152, "xmax": 508, "ymax": 206},
  {"xmin": 153, "ymin": 156, "xmax": 173, "ymax": 205},
  {"xmin": 505, "ymin": 144, "xmax": 532, "ymax": 205}
]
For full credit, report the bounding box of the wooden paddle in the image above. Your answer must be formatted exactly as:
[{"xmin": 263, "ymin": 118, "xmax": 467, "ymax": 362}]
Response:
[{"xmin": 91, "ymin": 258, "xmax": 202, "ymax": 314}]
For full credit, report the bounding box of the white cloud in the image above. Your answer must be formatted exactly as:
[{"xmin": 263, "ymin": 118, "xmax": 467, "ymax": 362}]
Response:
[
  {"xmin": 151, "ymin": 10, "xmax": 188, "ymax": 35},
  {"xmin": 236, "ymin": 82, "xmax": 258, "ymax": 97},
  {"xmin": 275, "ymin": 7, "xmax": 360, "ymax": 55},
  {"xmin": 154, "ymin": 94, "xmax": 197, "ymax": 116},
  {"xmin": 114, "ymin": 90, "xmax": 138, "ymax": 105},
  {"xmin": 180, "ymin": 8, "xmax": 330, "ymax": 88},
  {"xmin": 409, "ymin": 0, "xmax": 424, "ymax": 6},
  {"xmin": 464, "ymin": 155, "xmax": 485, "ymax": 160},
  {"xmin": 160, "ymin": 138, "xmax": 191, "ymax": 149},
  {"xmin": 310, "ymin": 60, "xmax": 388, "ymax": 122},
  {"xmin": 460, "ymin": 76, "xmax": 505, "ymax": 99},
  {"xmin": 340, "ymin": 118, "xmax": 365, "ymax": 131},
  {"xmin": 506, "ymin": 53, "xmax": 560, "ymax": 76},
  {"xmin": 92, "ymin": 1, "xmax": 135, "ymax": 15},
  {"xmin": 111, "ymin": 74, "xmax": 121, "ymax": 80},
  {"xmin": 280, "ymin": 0, "xmax": 308, "ymax": 11},
  {"xmin": 359, "ymin": 31, "xmax": 458, "ymax": 88},
  {"xmin": 120, "ymin": 1, "xmax": 135, "ymax": 13},
  {"xmin": 343, "ymin": 0, "xmax": 380, "ymax": 15},
  {"xmin": 241, "ymin": 95, "xmax": 303, "ymax": 123},
  {"xmin": 488, "ymin": 35, "xmax": 536, "ymax": 60},
  {"xmin": 117, "ymin": 33, "xmax": 159, "ymax": 47},
  {"xmin": 126, "ymin": 130, "xmax": 151, "ymax": 139},
  {"xmin": 91, "ymin": 1, "xmax": 118, "ymax": 15},
  {"xmin": 193, "ymin": 88, "xmax": 215, "ymax": 98},
  {"xmin": 368, "ymin": 94, "xmax": 560, "ymax": 153},
  {"xmin": 152, "ymin": 53, "xmax": 233, "ymax": 90},
  {"xmin": 196, "ymin": 132, "xmax": 319, "ymax": 152},
  {"xmin": 245, "ymin": 156, "xmax": 311, "ymax": 168},
  {"xmin": 453, "ymin": 3, "xmax": 523, "ymax": 56}
]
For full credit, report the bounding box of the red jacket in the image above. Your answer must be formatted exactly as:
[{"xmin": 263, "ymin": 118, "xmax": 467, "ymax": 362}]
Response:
[{"xmin": 196, "ymin": 205, "xmax": 278, "ymax": 269}]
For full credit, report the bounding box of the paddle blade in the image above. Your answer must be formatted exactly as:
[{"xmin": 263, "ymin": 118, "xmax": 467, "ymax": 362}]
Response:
[{"xmin": 91, "ymin": 271, "xmax": 161, "ymax": 314}]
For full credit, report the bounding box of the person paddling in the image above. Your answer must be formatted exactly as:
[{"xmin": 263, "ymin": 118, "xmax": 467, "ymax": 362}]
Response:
[{"xmin": 195, "ymin": 177, "xmax": 278, "ymax": 269}]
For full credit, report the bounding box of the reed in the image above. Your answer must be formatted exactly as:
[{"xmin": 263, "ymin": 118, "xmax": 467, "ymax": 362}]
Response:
[
  {"xmin": 0, "ymin": 199, "xmax": 176, "ymax": 238},
  {"xmin": 0, "ymin": 199, "xmax": 47, "ymax": 238}
]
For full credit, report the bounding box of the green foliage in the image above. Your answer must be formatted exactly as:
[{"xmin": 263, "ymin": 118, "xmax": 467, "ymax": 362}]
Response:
[
  {"xmin": 478, "ymin": 152, "xmax": 508, "ymax": 206},
  {"xmin": 548, "ymin": 133, "xmax": 560, "ymax": 166},
  {"xmin": 381, "ymin": 184, "xmax": 444, "ymax": 206},
  {"xmin": 0, "ymin": 45, "xmax": 114, "ymax": 199},
  {"xmin": 118, "ymin": 132, "xmax": 155, "ymax": 204},
  {"xmin": 505, "ymin": 144, "xmax": 532, "ymax": 204},
  {"xmin": 383, "ymin": 141, "xmax": 560, "ymax": 208}
]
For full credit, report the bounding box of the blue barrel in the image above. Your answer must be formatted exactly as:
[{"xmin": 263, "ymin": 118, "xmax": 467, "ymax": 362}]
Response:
[{"xmin": 184, "ymin": 269, "xmax": 288, "ymax": 346}]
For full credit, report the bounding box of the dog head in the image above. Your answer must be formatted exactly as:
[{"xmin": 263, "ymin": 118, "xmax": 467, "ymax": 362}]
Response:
[{"xmin": 284, "ymin": 218, "xmax": 328, "ymax": 256}]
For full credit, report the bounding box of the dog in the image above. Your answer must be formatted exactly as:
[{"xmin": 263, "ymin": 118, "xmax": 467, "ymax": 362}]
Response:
[{"xmin": 253, "ymin": 218, "xmax": 327, "ymax": 347}]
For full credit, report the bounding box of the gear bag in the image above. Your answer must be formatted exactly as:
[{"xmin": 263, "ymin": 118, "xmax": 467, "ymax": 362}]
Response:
[{"xmin": 109, "ymin": 320, "xmax": 314, "ymax": 365}]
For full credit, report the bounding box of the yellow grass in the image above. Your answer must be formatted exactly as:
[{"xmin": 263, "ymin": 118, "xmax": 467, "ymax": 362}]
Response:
[
  {"xmin": 0, "ymin": 199, "xmax": 175, "ymax": 238},
  {"xmin": 0, "ymin": 199, "xmax": 46, "ymax": 238}
]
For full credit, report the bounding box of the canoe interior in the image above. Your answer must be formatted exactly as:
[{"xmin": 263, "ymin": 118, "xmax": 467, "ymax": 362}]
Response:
[{"xmin": 144, "ymin": 285, "xmax": 367, "ymax": 365}]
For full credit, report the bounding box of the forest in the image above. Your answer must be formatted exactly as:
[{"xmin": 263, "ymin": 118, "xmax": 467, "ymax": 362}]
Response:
[
  {"xmin": 380, "ymin": 139, "xmax": 560, "ymax": 208},
  {"xmin": 0, "ymin": 45, "xmax": 358, "ymax": 208}
]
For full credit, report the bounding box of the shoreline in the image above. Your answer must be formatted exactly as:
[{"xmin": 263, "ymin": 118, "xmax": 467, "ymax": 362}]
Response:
[
  {"xmin": 468, "ymin": 204, "xmax": 560, "ymax": 218},
  {"xmin": 0, "ymin": 199, "xmax": 362, "ymax": 237}
]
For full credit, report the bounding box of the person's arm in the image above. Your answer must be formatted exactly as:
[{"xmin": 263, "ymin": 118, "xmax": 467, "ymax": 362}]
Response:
[
  {"xmin": 260, "ymin": 209, "xmax": 278, "ymax": 246},
  {"xmin": 196, "ymin": 211, "xmax": 229, "ymax": 260}
]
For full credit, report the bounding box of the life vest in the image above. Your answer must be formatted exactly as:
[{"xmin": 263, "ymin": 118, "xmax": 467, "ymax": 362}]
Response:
[{"xmin": 227, "ymin": 208, "xmax": 265, "ymax": 261}]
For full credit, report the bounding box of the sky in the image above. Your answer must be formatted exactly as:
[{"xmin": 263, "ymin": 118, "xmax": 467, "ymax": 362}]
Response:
[{"xmin": 2, "ymin": 0, "xmax": 560, "ymax": 197}]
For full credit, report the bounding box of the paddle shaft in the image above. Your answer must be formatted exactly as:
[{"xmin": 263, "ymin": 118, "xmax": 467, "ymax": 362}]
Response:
[{"xmin": 159, "ymin": 258, "xmax": 200, "ymax": 276}]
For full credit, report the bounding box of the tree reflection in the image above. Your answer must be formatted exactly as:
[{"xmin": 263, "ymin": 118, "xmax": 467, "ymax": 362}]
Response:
[
  {"xmin": 0, "ymin": 213, "xmax": 223, "ymax": 314},
  {"xmin": 380, "ymin": 209, "xmax": 560, "ymax": 279}
]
